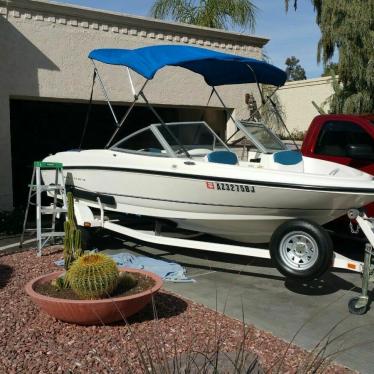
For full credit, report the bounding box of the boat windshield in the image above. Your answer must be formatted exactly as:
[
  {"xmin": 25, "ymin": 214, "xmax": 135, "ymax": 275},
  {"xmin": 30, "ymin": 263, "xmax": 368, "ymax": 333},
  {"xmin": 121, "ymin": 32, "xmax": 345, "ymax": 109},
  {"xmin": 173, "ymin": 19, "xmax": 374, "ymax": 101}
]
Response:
[
  {"xmin": 228, "ymin": 121, "xmax": 286, "ymax": 155},
  {"xmin": 112, "ymin": 127, "xmax": 168, "ymax": 156},
  {"xmin": 112, "ymin": 122, "xmax": 229, "ymax": 157},
  {"xmin": 112, "ymin": 120, "xmax": 285, "ymax": 159},
  {"xmin": 156, "ymin": 122, "xmax": 229, "ymax": 156}
]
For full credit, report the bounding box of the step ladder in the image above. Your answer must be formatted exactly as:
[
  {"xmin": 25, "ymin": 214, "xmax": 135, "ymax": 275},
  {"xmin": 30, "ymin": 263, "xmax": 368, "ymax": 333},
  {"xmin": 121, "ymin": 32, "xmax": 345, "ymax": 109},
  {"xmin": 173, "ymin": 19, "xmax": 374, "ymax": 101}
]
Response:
[{"xmin": 20, "ymin": 161, "xmax": 67, "ymax": 256}]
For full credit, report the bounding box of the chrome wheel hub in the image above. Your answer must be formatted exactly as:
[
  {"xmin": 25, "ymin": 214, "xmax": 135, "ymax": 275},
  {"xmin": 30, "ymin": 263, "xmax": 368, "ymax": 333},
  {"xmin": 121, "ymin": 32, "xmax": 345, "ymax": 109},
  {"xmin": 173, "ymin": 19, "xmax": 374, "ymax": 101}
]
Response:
[{"xmin": 279, "ymin": 231, "xmax": 319, "ymax": 270}]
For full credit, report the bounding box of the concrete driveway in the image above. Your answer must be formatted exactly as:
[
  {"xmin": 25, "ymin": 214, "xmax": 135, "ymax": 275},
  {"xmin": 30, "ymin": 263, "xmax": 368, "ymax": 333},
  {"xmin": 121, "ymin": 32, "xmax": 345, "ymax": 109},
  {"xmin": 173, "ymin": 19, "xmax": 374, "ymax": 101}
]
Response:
[{"xmin": 97, "ymin": 230, "xmax": 374, "ymax": 374}]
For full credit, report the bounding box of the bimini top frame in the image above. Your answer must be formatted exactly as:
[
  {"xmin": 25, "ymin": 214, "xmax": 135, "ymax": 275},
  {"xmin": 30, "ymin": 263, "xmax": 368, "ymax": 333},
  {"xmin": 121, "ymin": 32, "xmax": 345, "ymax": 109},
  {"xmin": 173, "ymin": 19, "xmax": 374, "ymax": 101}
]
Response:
[{"xmin": 86, "ymin": 45, "xmax": 287, "ymax": 152}]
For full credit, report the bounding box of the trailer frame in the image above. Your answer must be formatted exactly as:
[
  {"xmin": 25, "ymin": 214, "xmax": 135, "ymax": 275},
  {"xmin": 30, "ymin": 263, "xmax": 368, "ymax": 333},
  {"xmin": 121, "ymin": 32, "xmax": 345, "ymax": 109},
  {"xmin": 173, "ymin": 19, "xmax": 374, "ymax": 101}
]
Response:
[{"xmin": 73, "ymin": 198, "xmax": 374, "ymax": 315}]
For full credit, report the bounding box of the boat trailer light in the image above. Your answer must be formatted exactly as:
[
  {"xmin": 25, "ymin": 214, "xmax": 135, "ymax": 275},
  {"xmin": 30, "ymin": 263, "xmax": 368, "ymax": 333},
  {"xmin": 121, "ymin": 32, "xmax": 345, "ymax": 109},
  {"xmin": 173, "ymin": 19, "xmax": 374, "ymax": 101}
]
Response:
[
  {"xmin": 83, "ymin": 222, "xmax": 92, "ymax": 227},
  {"xmin": 347, "ymin": 262, "xmax": 357, "ymax": 270}
]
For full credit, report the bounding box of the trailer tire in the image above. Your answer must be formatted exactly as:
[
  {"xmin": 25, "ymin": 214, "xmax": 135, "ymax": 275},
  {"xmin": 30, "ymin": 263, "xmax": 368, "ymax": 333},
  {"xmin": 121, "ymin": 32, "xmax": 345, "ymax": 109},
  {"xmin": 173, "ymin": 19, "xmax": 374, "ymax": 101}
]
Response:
[{"xmin": 270, "ymin": 219, "xmax": 333, "ymax": 280}]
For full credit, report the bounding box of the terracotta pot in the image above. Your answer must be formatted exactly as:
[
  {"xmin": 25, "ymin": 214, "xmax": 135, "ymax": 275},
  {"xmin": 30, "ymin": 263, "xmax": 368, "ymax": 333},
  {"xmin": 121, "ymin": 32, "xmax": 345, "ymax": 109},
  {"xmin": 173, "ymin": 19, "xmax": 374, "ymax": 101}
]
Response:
[{"xmin": 25, "ymin": 268, "xmax": 163, "ymax": 325}]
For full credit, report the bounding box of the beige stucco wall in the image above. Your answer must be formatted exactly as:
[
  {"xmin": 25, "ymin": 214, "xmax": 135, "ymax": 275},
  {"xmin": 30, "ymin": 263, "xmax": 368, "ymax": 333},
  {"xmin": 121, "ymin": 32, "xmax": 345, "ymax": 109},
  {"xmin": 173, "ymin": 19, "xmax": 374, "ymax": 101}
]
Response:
[
  {"xmin": 0, "ymin": 0, "xmax": 268, "ymax": 210},
  {"xmin": 277, "ymin": 76, "xmax": 334, "ymax": 132}
]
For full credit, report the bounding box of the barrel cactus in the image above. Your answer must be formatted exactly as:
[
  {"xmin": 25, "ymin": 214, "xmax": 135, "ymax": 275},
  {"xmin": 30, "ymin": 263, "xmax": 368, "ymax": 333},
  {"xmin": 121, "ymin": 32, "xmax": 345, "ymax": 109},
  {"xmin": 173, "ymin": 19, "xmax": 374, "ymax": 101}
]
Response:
[{"xmin": 66, "ymin": 253, "xmax": 119, "ymax": 299}]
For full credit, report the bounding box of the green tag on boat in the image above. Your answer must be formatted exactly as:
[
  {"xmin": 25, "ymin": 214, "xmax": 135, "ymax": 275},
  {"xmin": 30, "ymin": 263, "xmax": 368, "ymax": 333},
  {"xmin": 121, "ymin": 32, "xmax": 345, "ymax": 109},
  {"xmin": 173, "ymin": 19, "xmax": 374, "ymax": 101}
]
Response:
[{"xmin": 34, "ymin": 161, "xmax": 63, "ymax": 168}]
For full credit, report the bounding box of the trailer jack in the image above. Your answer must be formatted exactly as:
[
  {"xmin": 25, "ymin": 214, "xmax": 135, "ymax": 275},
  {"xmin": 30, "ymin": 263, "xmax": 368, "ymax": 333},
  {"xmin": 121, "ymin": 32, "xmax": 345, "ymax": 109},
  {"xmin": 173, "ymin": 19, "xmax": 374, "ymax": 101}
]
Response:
[
  {"xmin": 347, "ymin": 243, "xmax": 373, "ymax": 315},
  {"xmin": 347, "ymin": 210, "xmax": 374, "ymax": 315}
]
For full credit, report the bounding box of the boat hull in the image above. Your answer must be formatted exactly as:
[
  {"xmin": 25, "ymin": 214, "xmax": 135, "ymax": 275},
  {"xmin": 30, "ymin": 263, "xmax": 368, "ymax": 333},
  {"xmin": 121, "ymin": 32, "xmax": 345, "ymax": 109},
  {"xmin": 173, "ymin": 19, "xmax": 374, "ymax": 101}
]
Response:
[{"xmin": 41, "ymin": 162, "xmax": 374, "ymax": 243}]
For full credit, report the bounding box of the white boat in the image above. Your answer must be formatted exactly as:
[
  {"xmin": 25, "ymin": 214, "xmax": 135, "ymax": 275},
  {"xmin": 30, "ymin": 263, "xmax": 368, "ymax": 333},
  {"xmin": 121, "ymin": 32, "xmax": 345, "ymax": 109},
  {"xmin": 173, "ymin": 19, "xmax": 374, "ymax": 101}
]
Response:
[
  {"xmin": 41, "ymin": 45, "xmax": 374, "ymax": 279},
  {"xmin": 43, "ymin": 120, "xmax": 374, "ymax": 243}
]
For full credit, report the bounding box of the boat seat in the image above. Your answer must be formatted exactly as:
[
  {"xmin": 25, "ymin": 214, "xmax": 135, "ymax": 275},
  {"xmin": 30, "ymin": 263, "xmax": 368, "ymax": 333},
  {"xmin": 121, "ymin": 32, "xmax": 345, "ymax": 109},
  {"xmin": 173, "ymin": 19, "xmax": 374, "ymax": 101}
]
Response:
[
  {"xmin": 273, "ymin": 150, "xmax": 303, "ymax": 165},
  {"xmin": 205, "ymin": 151, "xmax": 238, "ymax": 165}
]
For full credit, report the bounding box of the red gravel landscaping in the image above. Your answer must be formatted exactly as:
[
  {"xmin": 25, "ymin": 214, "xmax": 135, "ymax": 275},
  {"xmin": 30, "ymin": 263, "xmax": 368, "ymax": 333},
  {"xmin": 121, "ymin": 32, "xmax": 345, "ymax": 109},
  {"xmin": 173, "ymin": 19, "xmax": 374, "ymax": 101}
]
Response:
[{"xmin": 0, "ymin": 247, "xmax": 353, "ymax": 373}]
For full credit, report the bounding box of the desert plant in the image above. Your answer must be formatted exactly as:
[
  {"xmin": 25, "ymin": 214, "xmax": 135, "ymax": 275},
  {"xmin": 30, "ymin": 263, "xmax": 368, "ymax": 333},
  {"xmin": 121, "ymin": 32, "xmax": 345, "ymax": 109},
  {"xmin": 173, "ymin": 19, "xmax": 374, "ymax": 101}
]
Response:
[
  {"xmin": 51, "ymin": 276, "xmax": 65, "ymax": 290},
  {"xmin": 63, "ymin": 192, "xmax": 82, "ymax": 271},
  {"xmin": 66, "ymin": 253, "xmax": 120, "ymax": 299},
  {"xmin": 259, "ymin": 84, "xmax": 287, "ymax": 136},
  {"xmin": 119, "ymin": 272, "xmax": 137, "ymax": 291}
]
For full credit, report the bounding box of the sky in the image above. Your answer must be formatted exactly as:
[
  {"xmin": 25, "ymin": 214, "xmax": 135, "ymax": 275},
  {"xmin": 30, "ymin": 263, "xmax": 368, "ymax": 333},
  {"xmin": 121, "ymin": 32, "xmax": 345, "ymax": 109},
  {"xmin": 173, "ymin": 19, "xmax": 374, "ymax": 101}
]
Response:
[{"xmin": 54, "ymin": 0, "xmax": 325, "ymax": 78}]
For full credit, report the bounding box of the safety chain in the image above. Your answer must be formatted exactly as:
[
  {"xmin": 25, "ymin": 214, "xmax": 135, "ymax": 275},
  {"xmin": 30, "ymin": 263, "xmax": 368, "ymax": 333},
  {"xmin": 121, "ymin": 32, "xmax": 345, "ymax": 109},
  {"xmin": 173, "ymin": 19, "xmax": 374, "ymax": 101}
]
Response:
[{"xmin": 349, "ymin": 221, "xmax": 361, "ymax": 234}]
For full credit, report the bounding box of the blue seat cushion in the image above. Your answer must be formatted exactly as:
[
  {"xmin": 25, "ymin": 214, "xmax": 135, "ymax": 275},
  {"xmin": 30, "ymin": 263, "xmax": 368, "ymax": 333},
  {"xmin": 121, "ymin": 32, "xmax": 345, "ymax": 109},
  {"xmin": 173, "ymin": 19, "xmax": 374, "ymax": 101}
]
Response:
[
  {"xmin": 273, "ymin": 150, "xmax": 303, "ymax": 165},
  {"xmin": 207, "ymin": 151, "xmax": 238, "ymax": 165}
]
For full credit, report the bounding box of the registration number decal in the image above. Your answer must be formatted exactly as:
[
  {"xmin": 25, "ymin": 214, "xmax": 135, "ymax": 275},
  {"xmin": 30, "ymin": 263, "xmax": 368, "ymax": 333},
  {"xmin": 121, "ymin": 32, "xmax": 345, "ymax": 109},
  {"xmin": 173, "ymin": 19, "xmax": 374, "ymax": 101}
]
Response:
[{"xmin": 205, "ymin": 181, "xmax": 255, "ymax": 193}]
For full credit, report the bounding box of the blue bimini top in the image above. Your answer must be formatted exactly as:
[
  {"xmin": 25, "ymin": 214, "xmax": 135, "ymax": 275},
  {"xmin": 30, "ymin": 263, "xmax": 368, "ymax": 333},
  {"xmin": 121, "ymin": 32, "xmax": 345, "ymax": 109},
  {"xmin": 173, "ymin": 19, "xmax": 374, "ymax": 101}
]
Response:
[{"xmin": 89, "ymin": 45, "xmax": 287, "ymax": 87}]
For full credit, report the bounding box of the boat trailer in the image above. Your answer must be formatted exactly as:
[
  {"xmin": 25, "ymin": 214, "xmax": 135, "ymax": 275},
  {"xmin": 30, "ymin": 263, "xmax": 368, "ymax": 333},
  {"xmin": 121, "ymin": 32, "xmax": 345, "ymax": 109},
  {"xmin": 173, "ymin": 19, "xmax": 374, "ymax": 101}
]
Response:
[{"xmin": 73, "ymin": 198, "xmax": 374, "ymax": 315}]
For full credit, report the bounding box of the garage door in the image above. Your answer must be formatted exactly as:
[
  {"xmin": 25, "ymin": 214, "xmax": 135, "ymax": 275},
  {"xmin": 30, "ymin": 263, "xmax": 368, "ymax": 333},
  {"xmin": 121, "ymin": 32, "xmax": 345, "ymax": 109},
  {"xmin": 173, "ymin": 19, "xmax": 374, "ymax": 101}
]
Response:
[{"xmin": 10, "ymin": 99, "xmax": 226, "ymax": 207}]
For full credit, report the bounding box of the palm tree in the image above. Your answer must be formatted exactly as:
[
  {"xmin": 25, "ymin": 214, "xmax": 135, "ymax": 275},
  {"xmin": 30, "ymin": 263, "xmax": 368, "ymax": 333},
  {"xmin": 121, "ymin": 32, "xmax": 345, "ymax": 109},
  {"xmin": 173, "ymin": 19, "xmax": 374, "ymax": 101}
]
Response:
[{"xmin": 150, "ymin": 0, "xmax": 256, "ymax": 32}]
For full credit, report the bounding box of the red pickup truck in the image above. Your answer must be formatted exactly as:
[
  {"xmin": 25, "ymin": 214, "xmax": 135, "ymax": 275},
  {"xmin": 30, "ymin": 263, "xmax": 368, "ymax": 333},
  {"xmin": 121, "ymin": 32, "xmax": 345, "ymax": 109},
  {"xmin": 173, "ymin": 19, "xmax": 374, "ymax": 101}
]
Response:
[{"xmin": 301, "ymin": 113, "xmax": 374, "ymax": 218}]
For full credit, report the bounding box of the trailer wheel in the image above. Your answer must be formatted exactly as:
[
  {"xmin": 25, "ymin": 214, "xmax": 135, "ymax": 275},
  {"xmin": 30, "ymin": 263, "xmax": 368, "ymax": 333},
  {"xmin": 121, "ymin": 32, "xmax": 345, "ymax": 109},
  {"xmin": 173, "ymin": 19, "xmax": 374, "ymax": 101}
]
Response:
[
  {"xmin": 348, "ymin": 297, "xmax": 368, "ymax": 315},
  {"xmin": 270, "ymin": 219, "xmax": 333, "ymax": 280}
]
